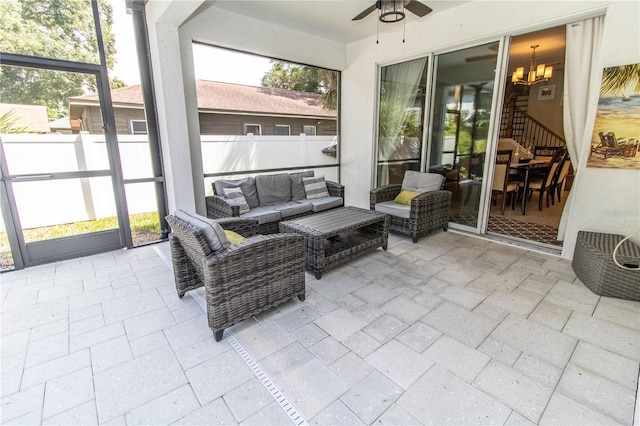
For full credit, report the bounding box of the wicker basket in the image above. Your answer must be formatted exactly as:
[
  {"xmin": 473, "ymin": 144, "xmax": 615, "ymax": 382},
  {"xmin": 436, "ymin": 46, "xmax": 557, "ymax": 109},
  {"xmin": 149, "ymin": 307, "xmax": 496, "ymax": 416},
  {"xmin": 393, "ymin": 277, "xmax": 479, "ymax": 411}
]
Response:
[{"xmin": 572, "ymin": 231, "xmax": 640, "ymax": 301}]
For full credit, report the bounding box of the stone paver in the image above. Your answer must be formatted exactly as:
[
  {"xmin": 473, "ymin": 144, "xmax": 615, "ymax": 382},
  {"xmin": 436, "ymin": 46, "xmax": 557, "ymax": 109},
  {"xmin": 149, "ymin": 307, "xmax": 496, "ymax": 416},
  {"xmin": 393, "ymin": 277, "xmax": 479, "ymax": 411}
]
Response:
[{"xmin": 1, "ymin": 233, "xmax": 639, "ymax": 425}]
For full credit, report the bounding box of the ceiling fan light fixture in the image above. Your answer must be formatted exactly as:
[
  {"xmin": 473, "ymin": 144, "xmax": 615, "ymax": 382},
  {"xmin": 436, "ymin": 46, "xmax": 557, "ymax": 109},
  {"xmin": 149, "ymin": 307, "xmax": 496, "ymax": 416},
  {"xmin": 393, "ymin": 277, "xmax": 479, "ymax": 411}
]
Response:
[{"xmin": 379, "ymin": 0, "xmax": 405, "ymax": 23}]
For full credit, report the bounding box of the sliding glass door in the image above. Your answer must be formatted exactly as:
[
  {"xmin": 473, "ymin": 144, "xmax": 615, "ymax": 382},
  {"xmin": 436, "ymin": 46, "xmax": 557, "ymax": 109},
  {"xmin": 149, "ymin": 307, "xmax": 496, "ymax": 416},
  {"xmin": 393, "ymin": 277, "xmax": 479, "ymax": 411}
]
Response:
[
  {"xmin": 427, "ymin": 42, "xmax": 500, "ymax": 230},
  {"xmin": 374, "ymin": 42, "xmax": 504, "ymax": 233}
]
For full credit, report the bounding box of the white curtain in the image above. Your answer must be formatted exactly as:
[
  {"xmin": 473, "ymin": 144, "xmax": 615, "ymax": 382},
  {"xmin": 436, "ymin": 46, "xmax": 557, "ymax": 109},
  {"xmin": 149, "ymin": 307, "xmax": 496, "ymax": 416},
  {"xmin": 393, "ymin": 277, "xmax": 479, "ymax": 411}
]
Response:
[
  {"xmin": 377, "ymin": 57, "xmax": 427, "ymax": 186},
  {"xmin": 558, "ymin": 15, "xmax": 605, "ymax": 240}
]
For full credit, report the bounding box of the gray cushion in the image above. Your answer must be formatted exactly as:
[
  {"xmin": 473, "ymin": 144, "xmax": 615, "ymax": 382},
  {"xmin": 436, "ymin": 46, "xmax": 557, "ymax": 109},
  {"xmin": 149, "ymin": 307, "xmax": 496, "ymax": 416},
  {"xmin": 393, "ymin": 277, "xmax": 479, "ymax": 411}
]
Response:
[
  {"xmin": 290, "ymin": 171, "xmax": 314, "ymax": 201},
  {"xmin": 303, "ymin": 175, "xmax": 330, "ymax": 199},
  {"xmin": 401, "ymin": 171, "xmax": 444, "ymax": 193},
  {"xmin": 222, "ymin": 187, "xmax": 250, "ymax": 214},
  {"xmin": 213, "ymin": 177, "xmax": 259, "ymax": 208},
  {"xmin": 297, "ymin": 196, "xmax": 343, "ymax": 213},
  {"xmin": 374, "ymin": 201, "xmax": 411, "ymax": 219},
  {"xmin": 255, "ymin": 174, "xmax": 291, "ymax": 206},
  {"xmin": 264, "ymin": 201, "xmax": 313, "ymax": 218},
  {"xmin": 174, "ymin": 209, "xmax": 231, "ymax": 251},
  {"xmin": 241, "ymin": 206, "xmax": 282, "ymax": 225}
]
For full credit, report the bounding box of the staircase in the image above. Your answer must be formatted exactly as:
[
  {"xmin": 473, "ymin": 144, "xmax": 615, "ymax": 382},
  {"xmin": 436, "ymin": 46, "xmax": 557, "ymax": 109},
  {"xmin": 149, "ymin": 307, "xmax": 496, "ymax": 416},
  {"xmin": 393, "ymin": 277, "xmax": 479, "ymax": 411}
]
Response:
[{"xmin": 500, "ymin": 94, "xmax": 565, "ymax": 149}]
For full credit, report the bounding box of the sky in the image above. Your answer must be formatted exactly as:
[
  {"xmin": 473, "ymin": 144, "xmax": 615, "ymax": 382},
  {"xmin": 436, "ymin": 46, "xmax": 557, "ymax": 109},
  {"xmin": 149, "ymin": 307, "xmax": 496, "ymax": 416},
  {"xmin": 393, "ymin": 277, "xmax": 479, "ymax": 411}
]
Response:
[{"xmin": 109, "ymin": 0, "xmax": 272, "ymax": 87}]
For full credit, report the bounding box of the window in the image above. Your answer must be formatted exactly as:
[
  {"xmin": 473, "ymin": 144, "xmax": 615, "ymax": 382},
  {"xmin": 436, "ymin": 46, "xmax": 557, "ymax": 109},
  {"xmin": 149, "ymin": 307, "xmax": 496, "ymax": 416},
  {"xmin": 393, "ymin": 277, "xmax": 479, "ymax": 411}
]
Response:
[
  {"xmin": 303, "ymin": 125, "xmax": 317, "ymax": 136},
  {"xmin": 275, "ymin": 125, "xmax": 291, "ymax": 135},
  {"xmin": 244, "ymin": 124, "xmax": 261, "ymax": 135},
  {"xmin": 130, "ymin": 120, "xmax": 148, "ymax": 135}
]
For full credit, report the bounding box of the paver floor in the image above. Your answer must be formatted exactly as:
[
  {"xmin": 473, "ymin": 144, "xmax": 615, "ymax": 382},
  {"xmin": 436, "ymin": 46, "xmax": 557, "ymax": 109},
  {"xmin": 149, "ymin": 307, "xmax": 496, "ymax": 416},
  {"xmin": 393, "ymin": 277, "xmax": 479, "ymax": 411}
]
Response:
[{"xmin": 1, "ymin": 231, "xmax": 638, "ymax": 425}]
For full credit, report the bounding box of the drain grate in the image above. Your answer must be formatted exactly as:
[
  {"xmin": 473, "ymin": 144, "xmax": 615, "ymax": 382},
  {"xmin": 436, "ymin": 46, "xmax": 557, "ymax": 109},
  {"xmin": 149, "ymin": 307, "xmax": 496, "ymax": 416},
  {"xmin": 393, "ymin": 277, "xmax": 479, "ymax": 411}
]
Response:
[
  {"xmin": 225, "ymin": 330, "xmax": 308, "ymax": 426},
  {"xmin": 154, "ymin": 245, "xmax": 308, "ymax": 426}
]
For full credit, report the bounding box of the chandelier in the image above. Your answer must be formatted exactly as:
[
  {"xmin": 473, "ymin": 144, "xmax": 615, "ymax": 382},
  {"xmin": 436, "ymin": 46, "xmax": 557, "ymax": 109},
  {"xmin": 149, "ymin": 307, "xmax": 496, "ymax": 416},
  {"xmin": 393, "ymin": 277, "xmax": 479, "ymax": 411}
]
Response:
[{"xmin": 511, "ymin": 45, "xmax": 553, "ymax": 86}]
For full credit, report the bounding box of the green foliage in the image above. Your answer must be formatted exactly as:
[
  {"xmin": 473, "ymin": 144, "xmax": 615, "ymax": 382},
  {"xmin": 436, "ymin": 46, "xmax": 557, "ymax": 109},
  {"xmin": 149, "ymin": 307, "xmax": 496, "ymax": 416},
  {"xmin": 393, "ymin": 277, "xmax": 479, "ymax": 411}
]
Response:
[
  {"xmin": 0, "ymin": 0, "xmax": 117, "ymax": 120},
  {"xmin": 318, "ymin": 69, "xmax": 338, "ymax": 111},
  {"xmin": 378, "ymin": 98, "xmax": 421, "ymax": 140},
  {"xmin": 0, "ymin": 110, "xmax": 29, "ymax": 134},
  {"xmin": 110, "ymin": 76, "xmax": 127, "ymax": 90},
  {"xmin": 261, "ymin": 61, "xmax": 337, "ymax": 110}
]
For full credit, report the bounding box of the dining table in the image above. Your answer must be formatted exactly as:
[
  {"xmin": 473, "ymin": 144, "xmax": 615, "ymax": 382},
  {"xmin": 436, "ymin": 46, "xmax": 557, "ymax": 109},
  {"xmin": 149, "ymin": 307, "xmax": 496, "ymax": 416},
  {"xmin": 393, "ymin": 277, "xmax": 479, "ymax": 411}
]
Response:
[{"xmin": 510, "ymin": 158, "xmax": 551, "ymax": 215}]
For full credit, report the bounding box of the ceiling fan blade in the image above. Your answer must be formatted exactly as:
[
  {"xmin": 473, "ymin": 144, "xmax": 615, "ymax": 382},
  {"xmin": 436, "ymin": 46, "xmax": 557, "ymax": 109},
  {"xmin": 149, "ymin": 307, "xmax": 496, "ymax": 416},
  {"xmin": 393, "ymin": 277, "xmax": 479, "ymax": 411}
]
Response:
[
  {"xmin": 465, "ymin": 54, "xmax": 498, "ymax": 63},
  {"xmin": 404, "ymin": 0, "xmax": 432, "ymax": 17},
  {"xmin": 352, "ymin": 4, "xmax": 378, "ymax": 21}
]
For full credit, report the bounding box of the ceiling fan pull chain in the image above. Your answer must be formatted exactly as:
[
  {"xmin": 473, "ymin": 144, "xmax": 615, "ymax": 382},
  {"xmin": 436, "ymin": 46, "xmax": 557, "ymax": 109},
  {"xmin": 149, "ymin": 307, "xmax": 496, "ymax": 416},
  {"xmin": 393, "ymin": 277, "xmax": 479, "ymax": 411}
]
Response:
[
  {"xmin": 376, "ymin": 14, "xmax": 380, "ymax": 44},
  {"xmin": 403, "ymin": 16, "xmax": 406, "ymax": 42}
]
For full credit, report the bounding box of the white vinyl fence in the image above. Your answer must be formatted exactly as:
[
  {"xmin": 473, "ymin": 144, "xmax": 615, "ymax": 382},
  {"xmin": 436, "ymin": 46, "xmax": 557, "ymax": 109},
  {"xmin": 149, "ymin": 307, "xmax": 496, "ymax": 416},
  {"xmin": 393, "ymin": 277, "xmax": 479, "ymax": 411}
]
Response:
[
  {"xmin": 201, "ymin": 134, "xmax": 339, "ymax": 194},
  {"xmin": 1, "ymin": 133, "xmax": 338, "ymax": 230}
]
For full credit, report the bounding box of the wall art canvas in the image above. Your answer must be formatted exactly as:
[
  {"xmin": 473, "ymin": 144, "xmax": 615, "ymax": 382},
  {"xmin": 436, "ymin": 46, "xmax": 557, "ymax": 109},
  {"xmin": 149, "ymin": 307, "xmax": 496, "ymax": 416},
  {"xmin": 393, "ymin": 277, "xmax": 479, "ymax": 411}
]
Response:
[{"xmin": 588, "ymin": 63, "xmax": 640, "ymax": 169}]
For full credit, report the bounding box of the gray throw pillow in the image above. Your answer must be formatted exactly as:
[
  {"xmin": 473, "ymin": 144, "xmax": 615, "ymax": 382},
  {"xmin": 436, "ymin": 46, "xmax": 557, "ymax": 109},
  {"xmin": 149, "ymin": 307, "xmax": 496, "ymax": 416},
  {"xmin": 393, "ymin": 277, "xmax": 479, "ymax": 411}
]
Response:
[
  {"xmin": 213, "ymin": 177, "xmax": 259, "ymax": 208},
  {"xmin": 174, "ymin": 209, "xmax": 231, "ymax": 252},
  {"xmin": 290, "ymin": 170, "xmax": 314, "ymax": 200},
  {"xmin": 255, "ymin": 174, "xmax": 291, "ymax": 206},
  {"xmin": 223, "ymin": 187, "xmax": 250, "ymax": 214},
  {"xmin": 303, "ymin": 175, "xmax": 330, "ymax": 199}
]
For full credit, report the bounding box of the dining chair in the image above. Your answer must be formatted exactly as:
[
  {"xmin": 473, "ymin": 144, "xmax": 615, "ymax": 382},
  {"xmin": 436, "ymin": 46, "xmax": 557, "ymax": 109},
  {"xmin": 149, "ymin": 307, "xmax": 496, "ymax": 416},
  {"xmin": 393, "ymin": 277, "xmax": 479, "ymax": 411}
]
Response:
[
  {"xmin": 491, "ymin": 150, "xmax": 518, "ymax": 214},
  {"xmin": 533, "ymin": 146, "xmax": 561, "ymax": 162},
  {"xmin": 532, "ymin": 146, "xmax": 564, "ymax": 178},
  {"xmin": 519, "ymin": 152, "xmax": 563, "ymax": 211},
  {"xmin": 549, "ymin": 152, "xmax": 571, "ymax": 204}
]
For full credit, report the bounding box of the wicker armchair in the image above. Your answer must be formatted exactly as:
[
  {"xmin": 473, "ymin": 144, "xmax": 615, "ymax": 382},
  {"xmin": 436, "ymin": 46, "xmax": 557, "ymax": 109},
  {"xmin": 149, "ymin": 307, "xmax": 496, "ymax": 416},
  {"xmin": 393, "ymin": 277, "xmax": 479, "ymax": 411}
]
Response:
[
  {"xmin": 370, "ymin": 171, "xmax": 452, "ymax": 243},
  {"xmin": 166, "ymin": 214, "xmax": 306, "ymax": 341}
]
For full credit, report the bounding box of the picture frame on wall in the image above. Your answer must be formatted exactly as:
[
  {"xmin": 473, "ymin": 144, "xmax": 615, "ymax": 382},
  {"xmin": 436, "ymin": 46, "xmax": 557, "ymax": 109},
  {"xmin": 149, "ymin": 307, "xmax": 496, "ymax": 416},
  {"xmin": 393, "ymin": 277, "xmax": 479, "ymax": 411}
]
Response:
[{"xmin": 538, "ymin": 84, "xmax": 555, "ymax": 100}]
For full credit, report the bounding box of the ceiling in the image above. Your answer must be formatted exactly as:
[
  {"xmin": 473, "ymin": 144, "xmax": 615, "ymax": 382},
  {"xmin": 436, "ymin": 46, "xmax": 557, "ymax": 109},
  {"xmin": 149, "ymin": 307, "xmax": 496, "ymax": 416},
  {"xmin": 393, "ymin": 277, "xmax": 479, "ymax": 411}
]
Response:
[
  {"xmin": 210, "ymin": 0, "xmax": 469, "ymax": 44},
  {"xmin": 509, "ymin": 25, "xmax": 566, "ymax": 68},
  {"xmin": 207, "ymin": 1, "xmax": 566, "ymax": 68}
]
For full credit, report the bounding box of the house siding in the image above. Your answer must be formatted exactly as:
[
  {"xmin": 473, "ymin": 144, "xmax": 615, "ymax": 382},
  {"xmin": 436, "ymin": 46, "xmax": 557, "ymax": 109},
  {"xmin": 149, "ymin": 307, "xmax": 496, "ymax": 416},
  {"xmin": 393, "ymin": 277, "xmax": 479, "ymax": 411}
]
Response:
[
  {"xmin": 198, "ymin": 112, "xmax": 336, "ymax": 135},
  {"xmin": 81, "ymin": 106, "xmax": 147, "ymax": 134},
  {"xmin": 78, "ymin": 106, "xmax": 336, "ymax": 136}
]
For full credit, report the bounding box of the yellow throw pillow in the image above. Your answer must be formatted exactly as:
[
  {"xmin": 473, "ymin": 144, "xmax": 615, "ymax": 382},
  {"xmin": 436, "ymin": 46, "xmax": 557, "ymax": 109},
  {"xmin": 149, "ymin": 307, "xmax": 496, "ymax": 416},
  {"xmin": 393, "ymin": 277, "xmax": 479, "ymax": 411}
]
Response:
[
  {"xmin": 223, "ymin": 230, "xmax": 246, "ymax": 245},
  {"xmin": 393, "ymin": 190, "xmax": 420, "ymax": 205}
]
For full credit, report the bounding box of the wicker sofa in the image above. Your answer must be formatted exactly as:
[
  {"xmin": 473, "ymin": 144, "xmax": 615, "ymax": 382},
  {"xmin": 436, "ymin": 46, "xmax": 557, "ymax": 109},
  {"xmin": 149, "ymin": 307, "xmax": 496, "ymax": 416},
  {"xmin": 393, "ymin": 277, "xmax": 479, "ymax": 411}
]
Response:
[
  {"xmin": 206, "ymin": 171, "xmax": 344, "ymax": 234},
  {"xmin": 166, "ymin": 211, "xmax": 305, "ymax": 341},
  {"xmin": 370, "ymin": 171, "xmax": 452, "ymax": 243}
]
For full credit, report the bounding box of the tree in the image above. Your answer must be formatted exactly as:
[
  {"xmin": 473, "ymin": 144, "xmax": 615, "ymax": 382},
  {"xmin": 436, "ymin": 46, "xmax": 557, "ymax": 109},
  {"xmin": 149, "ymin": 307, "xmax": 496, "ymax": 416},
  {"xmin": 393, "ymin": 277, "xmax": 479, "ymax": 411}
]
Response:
[
  {"xmin": 0, "ymin": 0, "xmax": 118, "ymax": 120},
  {"xmin": 261, "ymin": 60, "xmax": 337, "ymax": 110}
]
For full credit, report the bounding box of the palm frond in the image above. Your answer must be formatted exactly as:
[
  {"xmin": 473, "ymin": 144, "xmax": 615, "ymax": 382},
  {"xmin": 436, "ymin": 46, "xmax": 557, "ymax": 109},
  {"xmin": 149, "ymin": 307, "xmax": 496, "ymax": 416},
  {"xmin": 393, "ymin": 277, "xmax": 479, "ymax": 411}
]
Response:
[{"xmin": 600, "ymin": 64, "xmax": 640, "ymax": 97}]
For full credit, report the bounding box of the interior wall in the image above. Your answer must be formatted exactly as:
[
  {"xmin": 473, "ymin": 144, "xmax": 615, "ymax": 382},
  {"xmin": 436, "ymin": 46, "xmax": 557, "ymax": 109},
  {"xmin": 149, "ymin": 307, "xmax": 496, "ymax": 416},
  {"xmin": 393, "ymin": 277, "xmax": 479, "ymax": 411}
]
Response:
[
  {"xmin": 509, "ymin": 27, "xmax": 567, "ymax": 138},
  {"xmin": 342, "ymin": 0, "xmax": 639, "ymax": 259},
  {"xmin": 523, "ymin": 70, "xmax": 565, "ymax": 138}
]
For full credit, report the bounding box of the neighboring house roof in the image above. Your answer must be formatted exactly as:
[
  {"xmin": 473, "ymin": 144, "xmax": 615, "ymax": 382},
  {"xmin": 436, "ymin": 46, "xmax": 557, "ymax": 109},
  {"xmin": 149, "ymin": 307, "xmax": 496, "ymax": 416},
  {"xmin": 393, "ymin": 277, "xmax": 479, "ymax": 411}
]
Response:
[
  {"xmin": 0, "ymin": 103, "xmax": 50, "ymax": 133},
  {"xmin": 48, "ymin": 117, "xmax": 70, "ymax": 129},
  {"xmin": 68, "ymin": 80, "xmax": 336, "ymax": 119}
]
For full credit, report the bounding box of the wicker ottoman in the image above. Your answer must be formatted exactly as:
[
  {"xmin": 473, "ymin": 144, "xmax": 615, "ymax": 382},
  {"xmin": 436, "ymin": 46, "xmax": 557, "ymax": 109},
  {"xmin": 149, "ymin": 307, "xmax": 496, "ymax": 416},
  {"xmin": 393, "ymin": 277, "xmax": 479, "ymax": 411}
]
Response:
[{"xmin": 572, "ymin": 231, "xmax": 640, "ymax": 301}]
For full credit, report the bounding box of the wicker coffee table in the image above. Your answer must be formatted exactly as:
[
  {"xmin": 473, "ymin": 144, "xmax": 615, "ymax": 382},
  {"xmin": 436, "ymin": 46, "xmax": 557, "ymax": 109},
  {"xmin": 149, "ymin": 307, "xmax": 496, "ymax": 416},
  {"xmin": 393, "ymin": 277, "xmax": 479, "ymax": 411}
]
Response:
[{"xmin": 279, "ymin": 206, "xmax": 389, "ymax": 279}]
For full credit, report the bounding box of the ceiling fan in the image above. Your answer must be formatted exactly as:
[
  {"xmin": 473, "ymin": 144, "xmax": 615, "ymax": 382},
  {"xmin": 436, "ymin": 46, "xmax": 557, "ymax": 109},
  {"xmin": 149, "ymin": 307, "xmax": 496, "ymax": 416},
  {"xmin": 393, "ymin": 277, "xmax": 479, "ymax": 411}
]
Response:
[{"xmin": 352, "ymin": 0, "xmax": 433, "ymax": 22}]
